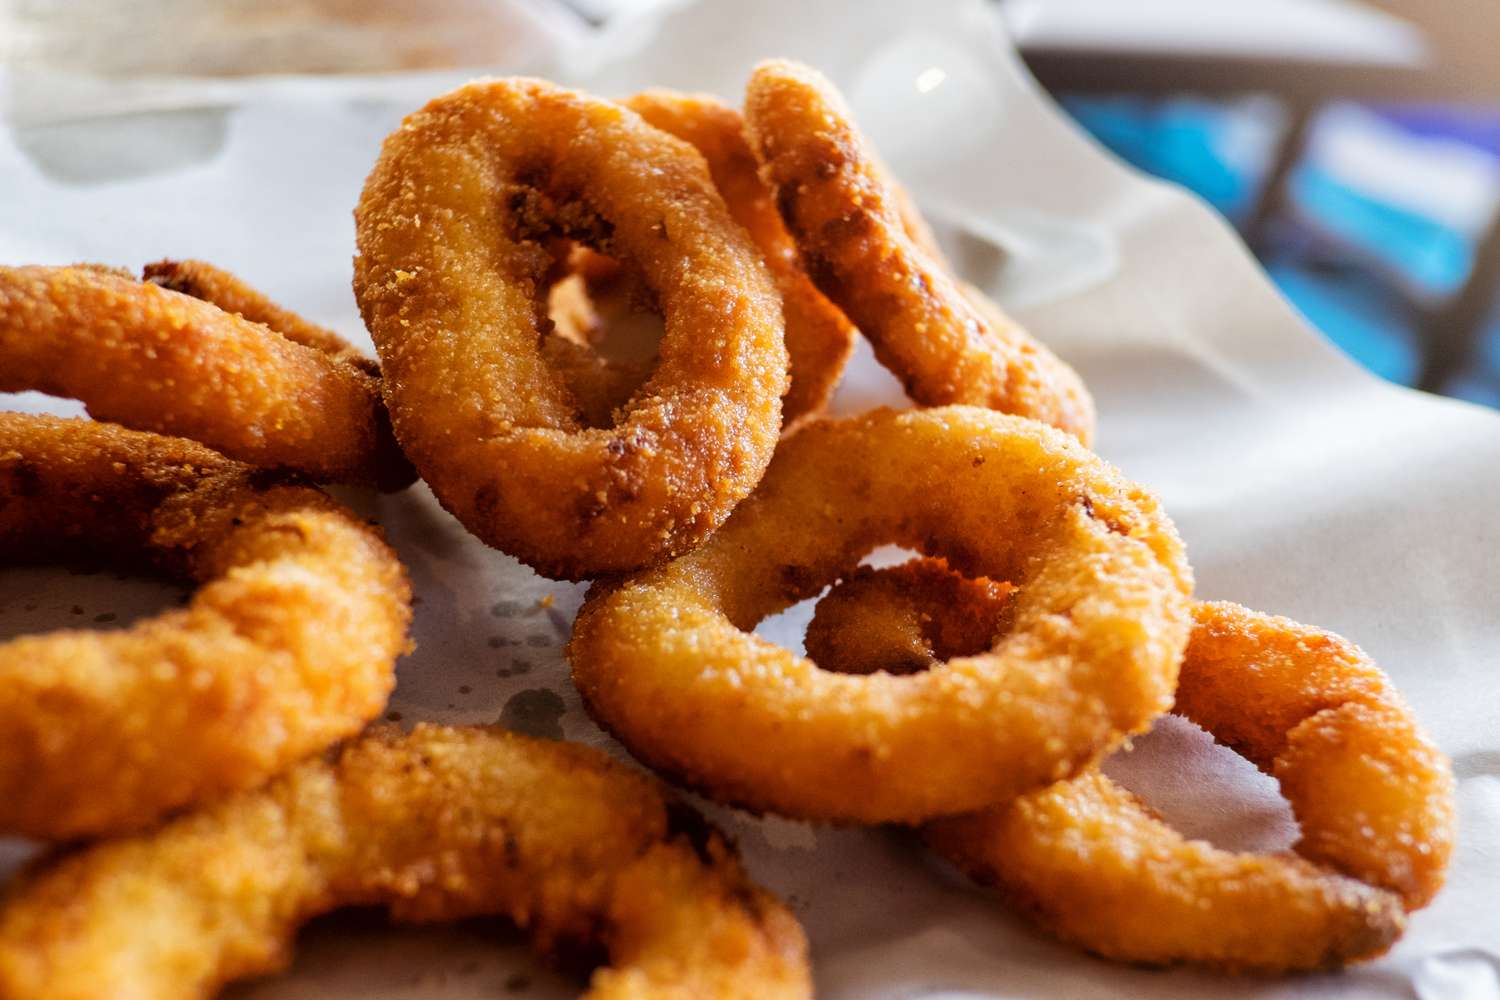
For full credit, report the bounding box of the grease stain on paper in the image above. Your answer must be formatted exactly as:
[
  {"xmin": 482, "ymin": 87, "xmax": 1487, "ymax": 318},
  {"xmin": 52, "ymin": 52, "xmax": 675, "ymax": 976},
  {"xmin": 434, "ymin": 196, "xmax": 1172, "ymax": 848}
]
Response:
[{"xmin": 498, "ymin": 689, "xmax": 566, "ymax": 741}]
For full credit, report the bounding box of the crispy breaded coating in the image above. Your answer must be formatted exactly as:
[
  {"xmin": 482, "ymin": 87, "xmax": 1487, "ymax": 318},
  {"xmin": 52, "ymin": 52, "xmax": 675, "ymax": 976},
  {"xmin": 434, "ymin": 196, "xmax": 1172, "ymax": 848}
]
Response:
[
  {"xmin": 745, "ymin": 59, "xmax": 1095, "ymax": 442},
  {"xmin": 626, "ymin": 90, "xmax": 856, "ymax": 426},
  {"xmin": 0, "ymin": 264, "xmax": 410, "ymax": 488},
  {"xmin": 0, "ymin": 413, "xmax": 411, "ymax": 838},
  {"xmin": 0, "ymin": 725, "xmax": 812, "ymax": 1000}
]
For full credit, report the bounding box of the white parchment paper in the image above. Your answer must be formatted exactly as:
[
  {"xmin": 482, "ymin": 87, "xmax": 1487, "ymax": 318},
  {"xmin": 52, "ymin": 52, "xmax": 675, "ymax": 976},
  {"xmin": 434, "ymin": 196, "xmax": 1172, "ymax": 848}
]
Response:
[{"xmin": 2, "ymin": 1, "xmax": 1497, "ymax": 996}]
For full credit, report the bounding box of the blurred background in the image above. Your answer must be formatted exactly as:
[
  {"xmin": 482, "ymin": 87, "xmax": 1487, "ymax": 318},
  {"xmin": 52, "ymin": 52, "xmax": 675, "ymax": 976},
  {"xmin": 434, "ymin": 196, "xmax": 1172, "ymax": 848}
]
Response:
[
  {"xmin": 1006, "ymin": 0, "xmax": 1500, "ymax": 409},
  {"xmin": 5, "ymin": 0, "xmax": 1499, "ymax": 408}
]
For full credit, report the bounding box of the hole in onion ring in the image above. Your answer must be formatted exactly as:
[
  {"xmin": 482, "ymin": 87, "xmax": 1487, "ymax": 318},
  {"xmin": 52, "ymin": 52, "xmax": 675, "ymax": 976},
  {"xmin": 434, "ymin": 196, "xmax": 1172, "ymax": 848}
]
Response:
[
  {"xmin": 754, "ymin": 545, "xmax": 928, "ymax": 662},
  {"xmin": 509, "ymin": 197, "xmax": 673, "ymax": 434},
  {"xmin": 750, "ymin": 588, "xmax": 828, "ymax": 658},
  {"xmin": 800, "ymin": 550, "xmax": 1014, "ymax": 677},
  {"xmin": 1100, "ymin": 716, "xmax": 1298, "ymax": 855},
  {"xmin": 541, "ymin": 244, "xmax": 665, "ymax": 430},
  {"xmin": 546, "ymin": 247, "xmax": 663, "ymax": 368}
]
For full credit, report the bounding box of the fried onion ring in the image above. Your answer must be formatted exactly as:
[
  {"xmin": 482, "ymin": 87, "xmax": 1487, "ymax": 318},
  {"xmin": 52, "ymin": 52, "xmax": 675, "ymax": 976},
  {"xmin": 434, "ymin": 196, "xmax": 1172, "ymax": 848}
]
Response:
[
  {"xmin": 570, "ymin": 406, "xmax": 1192, "ymax": 823},
  {"xmin": 0, "ymin": 724, "xmax": 812, "ymax": 1000},
  {"xmin": 355, "ymin": 78, "xmax": 789, "ymax": 580},
  {"xmin": 624, "ymin": 89, "xmax": 856, "ymax": 426},
  {"xmin": 744, "ymin": 59, "xmax": 1096, "ymax": 442},
  {"xmin": 802, "ymin": 561, "xmax": 1454, "ymax": 968},
  {"xmin": 0, "ymin": 263, "xmax": 411, "ymax": 488},
  {"xmin": 0, "ymin": 412, "xmax": 412, "ymax": 839}
]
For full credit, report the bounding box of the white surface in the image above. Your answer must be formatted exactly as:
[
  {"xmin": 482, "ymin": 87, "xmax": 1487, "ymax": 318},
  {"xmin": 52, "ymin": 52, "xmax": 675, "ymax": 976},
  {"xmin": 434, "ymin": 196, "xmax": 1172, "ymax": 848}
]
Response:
[
  {"xmin": 998, "ymin": 0, "xmax": 1426, "ymax": 65},
  {"xmin": 2, "ymin": 0, "xmax": 1498, "ymax": 996}
]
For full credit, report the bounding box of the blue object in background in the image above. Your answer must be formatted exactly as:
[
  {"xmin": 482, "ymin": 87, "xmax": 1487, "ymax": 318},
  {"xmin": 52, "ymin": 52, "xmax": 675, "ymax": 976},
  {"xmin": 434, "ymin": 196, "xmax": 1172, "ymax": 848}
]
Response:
[
  {"xmin": 1376, "ymin": 104, "xmax": 1500, "ymax": 159},
  {"xmin": 1060, "ymin": 93, "xmax": 1500, "ymax": 404},
  {"xmin": 1061, "ymin": 95, "xmax": 1273, "ymax": 225},
  {"xmin": 1286, "ymin": 165, "xmax": 1473, "ymax": 300},
  {"xmin": 1264, "ymin": 260, "xmax": 1423, "ymax": 384},
  {"xmin": 1440, "ymin": 369, "xmax": 1500, "ymax": 407}
]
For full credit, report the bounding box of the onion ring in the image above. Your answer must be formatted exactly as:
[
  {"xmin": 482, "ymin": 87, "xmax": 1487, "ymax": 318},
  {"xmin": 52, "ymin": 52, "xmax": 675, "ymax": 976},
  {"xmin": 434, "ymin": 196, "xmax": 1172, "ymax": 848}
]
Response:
[
  {"xmin": 744, "ymin": 59, "xmax": 1096, "ymax": 442},
  {"xmin": 569, "ymin": 405, "xmax": 1192, "ymax": 823},
  {"xmin": 355, "ymin": 78, "xmax": 789, "ymax": 580},
  {"xmin": 0, "ymin": 263, "xmax": 411, "ymax": 489},
  {"xmin": 624, "ymin": 89, "xmax": 856, "ymax": 425},
  {"xmin": 802, "ymin": 562, "xmax": 1454, "ymax": 969},
  {"xmin": 0, "ymin": 412, "xmax": 412, "ymax": 839},
  {"xmin": 141, "ymin": 258, "xmax": 415, "ymax": 490},
  {"xmin": 930, "ymin": 769, "xmax": 1410, "ymax": 972},
  {"xmin": 0, "ymin": 724, "xmax": 812, "ymax": 999}
]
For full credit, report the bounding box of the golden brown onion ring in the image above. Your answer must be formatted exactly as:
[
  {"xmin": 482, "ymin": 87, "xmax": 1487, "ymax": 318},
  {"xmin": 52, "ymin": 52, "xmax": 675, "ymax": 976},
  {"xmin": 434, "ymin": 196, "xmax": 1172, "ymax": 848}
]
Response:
[
  {"xmin": 0, "ymin": 412, "xmax": 411, "ymax": 839},
  {"xmin": 803, "ymin": 560, "xmax": 1454, "ymax": 969},
  {"xmin": 0, "ymin": 724, "xmax": 811, "ymax": 1000},
  {"xmin": 930, "ymin": 769, "xmax": 1409, "ymax": 972},
  {"xmin": 570, "ymin": 406, "xmax": 1192, "ymax": 823},
  {"xmin": 0, "ymin": 263, "xmax": 411, "ymax": 489},
  {"xmin": 355, "ymin": 78, "xmax": 789, "ymax": 580},
  {"xmin": 744, "ymin": 59, "xmax": 1096, "ymax": 442}
]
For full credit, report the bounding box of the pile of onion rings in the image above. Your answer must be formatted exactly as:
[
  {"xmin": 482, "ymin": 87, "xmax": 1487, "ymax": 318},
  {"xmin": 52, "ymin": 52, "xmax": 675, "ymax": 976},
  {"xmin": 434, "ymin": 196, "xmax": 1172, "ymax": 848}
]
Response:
[
  {"xmin": 0, "ymin": 262, "xmax": 412, "ymax": 489},
  {"xmin": 0, "ymin": 411, "xmax": 412, "ymax": 839},
  {"xmin": 0, "ymin": 55, "xmax": 1458, "ymax": 990},
  {"xmin": 0, "ymin": 724, "xmax": 812, "ymax": 999},
  {"xmin": 558, "ymin": 56, "xmax": 1452, "ymax": 975}
]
